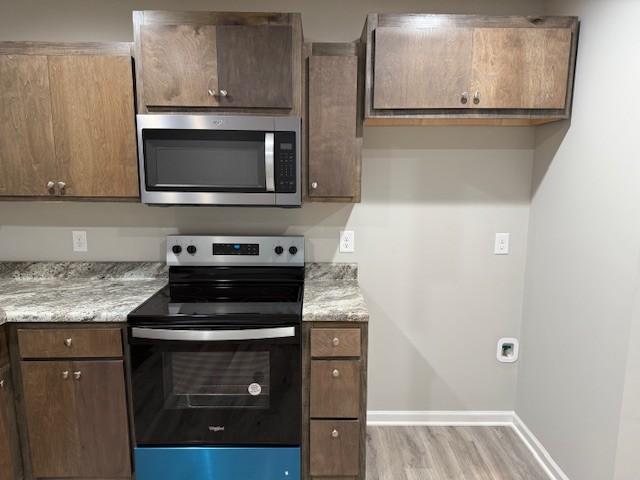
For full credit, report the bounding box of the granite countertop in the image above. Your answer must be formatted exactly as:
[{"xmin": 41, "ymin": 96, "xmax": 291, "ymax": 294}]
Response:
[
  {"xmin": 0, "ymin": 262, "xmax": 167, "ymax": 324},
  {"xmin": 0, "ymin": 262, "xmax": 368, "ymax": 325},
  {"xmin": 303, "ymin": 263, "xmax": 369, "ymax": 323}
]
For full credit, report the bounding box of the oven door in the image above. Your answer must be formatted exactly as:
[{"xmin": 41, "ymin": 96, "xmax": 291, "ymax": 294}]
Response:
[{"xmin": 129, "ymin": 325, "xmax": 301, "ymax": 446}]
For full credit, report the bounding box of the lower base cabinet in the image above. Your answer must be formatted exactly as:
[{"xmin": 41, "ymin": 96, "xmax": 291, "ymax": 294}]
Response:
[
  {"xmin": 1, "ymin": 365, "xmax": 22, "ymax": 480},
  {"xmin": 15, "ymin": 326, "xmax": 131, "ymax": 480},
  {"xmin": 310, "ymin": 420, "xmax": 360, "ymax": 477}
]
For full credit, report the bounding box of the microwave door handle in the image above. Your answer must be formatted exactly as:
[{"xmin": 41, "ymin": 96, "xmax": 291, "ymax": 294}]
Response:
[
  {"xmin": 131, "ymin": 326, "xmax": 295, "ymax": 342},
  {"xmin": 265, "ymin": 132, "xmax": 275, "ymax": 192}
]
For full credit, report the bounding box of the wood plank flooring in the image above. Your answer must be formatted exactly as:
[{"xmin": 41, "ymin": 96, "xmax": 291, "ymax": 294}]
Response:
[{"xmin": 367, "ymin": 426, "xmax": 548, "ymax": 480}]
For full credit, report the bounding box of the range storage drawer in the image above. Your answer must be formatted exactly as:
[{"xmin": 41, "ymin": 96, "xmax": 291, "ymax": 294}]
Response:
[
  {"xmin": 18, "ymin": 328, "xmax": 123, "ymax": 359},
  {"xmin": 310, "ymin": 360, "xmax": 360, "ymax": 418},
  {"xmin": 311, "ymin": 328, "xmax": 361, "ymax": 358},
  {"xmin": 310, "ymin": 420, "xmax": 360, "ymax": 477}
]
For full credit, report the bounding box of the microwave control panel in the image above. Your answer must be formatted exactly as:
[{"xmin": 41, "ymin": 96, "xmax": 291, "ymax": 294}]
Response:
[{"xmin": 275, "ymin": 132, "xmax": 297, "ymax": 193}]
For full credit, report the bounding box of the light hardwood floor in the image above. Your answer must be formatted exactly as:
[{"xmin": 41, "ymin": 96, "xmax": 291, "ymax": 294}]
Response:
[{"xmin": 367, "ymin": 426, "xmax": 548, "ymax": 480}]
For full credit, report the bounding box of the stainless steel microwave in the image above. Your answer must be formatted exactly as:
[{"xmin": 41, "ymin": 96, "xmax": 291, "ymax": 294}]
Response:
[{"xmin": 136, "ymin": 115, "xmax": 301, "ymax": 207}]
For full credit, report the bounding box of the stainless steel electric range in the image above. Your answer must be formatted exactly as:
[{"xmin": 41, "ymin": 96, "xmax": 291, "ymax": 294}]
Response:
[{"xmin": 127, "ymin": 235, "xmax": 304, "ymax": 480}]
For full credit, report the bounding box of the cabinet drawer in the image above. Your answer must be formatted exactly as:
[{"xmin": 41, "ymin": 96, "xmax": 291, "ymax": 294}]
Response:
[
  {"xmin": 310, "ymin": 420, "xmax": 360, "ymax": 477},
  {"xmin": 310, "ymin": 360, "xmax": 360, "ymax": 418},
  {"xmin": 311, "ymin": 328, "xmax": 361, "ymax": 358},
  {"xmin": 18, "ymin": 328, "xmax": 123, "ymax": 359}
]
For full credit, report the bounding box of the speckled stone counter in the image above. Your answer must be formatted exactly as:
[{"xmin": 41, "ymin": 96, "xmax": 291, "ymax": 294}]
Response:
[
  {"xmin": 0, "ymin": 262, "xmax": 167, "ymax": 324},
  {"xmin": 303, "ymin": 263, "xmax": 369, "ymax": 322}
]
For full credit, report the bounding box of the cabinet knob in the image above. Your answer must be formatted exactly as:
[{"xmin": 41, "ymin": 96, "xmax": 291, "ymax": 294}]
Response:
[
  {"xmin": 473, "ymin": 91, "xmax": 481, "ymax": 105},
  {"xmin": 73, "ymin": 371, "xmax": 82, "ymax": 380},
  {"xmin": 62, "ymin": 370, "xmax": 69, "ymax": 379},
  {"xmin": 311, "ymin": 181, "xmax": 318, "ymax": 189},
  {"xmin": 57, "ymin": 181, "xmax": 66, "ymax": 195},
  {"xmin": 207, "ymin": 88, "xmax": 216, "ymax": 97},
  {"xmin": 47, "ymin": 181, "xmax": 56, "ymax": 194},
  {"xmin": 331, "ymin": 429, "xmax": 339, "ymax": 439},
  {"xmin": 332, "ymin": 369, "xmax": 340, "ymax": 378},
  {"xmin": 64, "ymin": 338, "xmax": 72, "ymax": 348},
  {"xmin": 332, "ymin": 337, "xmax": 340, "ymax": 347},
  {"xmin": 219, "ymin": 89, "xmax": 228, "ymax": 97},
  {"xmin": 460, "ymin": 92, "xmax": 469, "ymax": 105},
  {"xmin": 0, "ymin": 379, "xmax": 4, "ymax": 389}
]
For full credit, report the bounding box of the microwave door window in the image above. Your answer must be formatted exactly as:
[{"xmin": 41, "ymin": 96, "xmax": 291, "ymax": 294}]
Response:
[{"xmin": 144, "ymin": 131, "xmax": 267, "ymax": 192}]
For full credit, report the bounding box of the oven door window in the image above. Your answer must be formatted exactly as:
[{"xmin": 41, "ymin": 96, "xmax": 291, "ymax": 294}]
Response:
[
  {"xmin": 130, "ymin": 329, "xmax": 300, "ymax": 446},
  {"xmin": 143, "ymin": 130, "xmax": 268, "ymax": 193}
]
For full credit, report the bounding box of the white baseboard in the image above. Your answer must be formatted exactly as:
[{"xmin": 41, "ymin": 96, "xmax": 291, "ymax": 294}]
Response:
[
  {"xmin": 366, "ymin": 410, "xmax": 569, "ymax": 480},
  {"xmin": 367, "ymin": 410, "xmax": 514, "ymax": 426},
  {"xmin": 512, "ymin": 413, "xmax": 569, "ymax": 480}
]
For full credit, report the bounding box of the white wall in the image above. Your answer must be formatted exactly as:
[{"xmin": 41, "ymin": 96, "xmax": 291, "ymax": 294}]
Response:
[
  {"xmin": 517, "ymin": 1, "xmax": 640, "ymax": 479},
  {"xmin": 0, "ymin": 0, "xmax": 543, "ymax": 411}
]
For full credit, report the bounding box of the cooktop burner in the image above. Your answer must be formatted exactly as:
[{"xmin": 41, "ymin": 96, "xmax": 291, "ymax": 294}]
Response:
[{"xmin": 128, "ymin": 235, "xmax": 305, "ymax": 327}]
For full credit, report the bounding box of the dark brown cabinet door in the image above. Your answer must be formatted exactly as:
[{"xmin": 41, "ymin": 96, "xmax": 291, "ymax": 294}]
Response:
[
  {"xmin": 0, "ymin": 366, "xmax": 20, "ymax": 480},
  {"xmin": 22, "ymin": 361, "xmax": 81, "ymax": 478},
  {"xmin": 48, "ymin": 55, "xmax": 139, "ymax": 198},
  {"xmin": 471, "ymin": 27, "xmax": 572, "ymax": 109},
  {"xmin": 140, "ymin": 24, "xmax": 219, "ymax": 107},
  {"xmin": 373, "ymin": 27, "xmax": 474, "ymax": 109},
  {"xmin": 216, "ymin": 25, "xmax": 293, "ymax": 109},
  {"xmin": 308, "ymin": 55, "xmax": 358, "ymax": 199},
  {"xmin": 0, "ymin": 55, "xmax": 58, "ymax": 196},
  {"xmin": 22, "ymin": 360, "xmax": 131, "ymax": 478},
  {"xmin": 72, "ymin": 360, "xmax": 131, "ymax": 478},
  {"xmin": 310, "ymin": 420, "xmax": 360, "ymax": 477}
]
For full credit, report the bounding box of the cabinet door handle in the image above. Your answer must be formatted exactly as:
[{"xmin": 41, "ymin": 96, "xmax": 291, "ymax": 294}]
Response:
[
  {"xmin": 47, "ymin": 181, "xmax": 56, "ymax": 194},
  {"xmin": 73, "ymin": 371, "xmax": 82, "ymax": 380},
  {"xmin": 0, "ymin": 379, "xmax": 5, "ymax": 389},
  {"xmin": 207, "ymin": 88, "xmax": 216, "ymax": 97},
  {"xmin": 331, "ymin": 429, "xmax": 339, "ymax": 438},
  {"xmin": 64, "ymin": 338, "xmax": 73, "ymax": 347},
  {"xmin": 332, "ymin": 369, "xmax": 340, "ymax": 378},
  {"xmin": 62, "ymin": 370, "xmax": 70, "ymax": 379},
  {"xmin": 219, "ymin": 89, "xmax": 228, "ymax": 97},
  {"xmin": 311, "ymin": 181, "xmax": 318, "ymax": 190},
  {"xmin": 473, "ymin": 91, "xmax": 481, "ymax": 105},
  {"xmin": 57, "ymin": 181, "xmax": 66, "ymax": 195},
  {"xmin": 332, "ymin": 337, "xmax": 340, "ymax": 347},
  {"xmin": 460, "ymin": 92, "xmax": 469, "ymax": 105}
]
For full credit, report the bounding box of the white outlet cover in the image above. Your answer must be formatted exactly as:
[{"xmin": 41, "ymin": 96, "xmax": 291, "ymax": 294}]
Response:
[
  {"xmin": 339, "ymin": 230, "xmax": 355, "ymax": 253},
  {"xmin": 72, "ymin": 230, "xmax": 88, "ymax": 252},
  {"xmin": 494, "ymin": 233, "xmax": 510, "ymax": 255},
  {"xmin": 497, "ymin": 337, "xmax": 519, "ymax": 363}
]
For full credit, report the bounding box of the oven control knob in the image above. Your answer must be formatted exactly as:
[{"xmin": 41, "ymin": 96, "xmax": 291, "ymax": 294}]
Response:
[
  {"xmin": 289, "ymin": 246, "xmax": 298, "ymax": 255},
  {"xmin": 186, "ymin": 245, "xmax": 197, "ymax": 255},
  {"xmin": 274, "ymin": 246, "xmax": 284, "ymax": 255},
  {"xmin": 172, "ymin": 245, "xmax": 182, "ymax": 255}
]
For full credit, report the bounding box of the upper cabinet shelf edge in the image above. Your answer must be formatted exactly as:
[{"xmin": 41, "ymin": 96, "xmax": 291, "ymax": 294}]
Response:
[
  {"xmin": 132, "ymin": 10, "xmax": 303, "ymax": 115},
  {"xmin": 363, "ymin": 13, "xmax": 580, "ymax": 126}
]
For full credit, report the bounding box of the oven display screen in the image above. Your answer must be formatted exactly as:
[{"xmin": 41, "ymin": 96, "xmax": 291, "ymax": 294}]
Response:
[{"xmin": 213, "ymin": 243, "xmax": 259, "ymax": 256}]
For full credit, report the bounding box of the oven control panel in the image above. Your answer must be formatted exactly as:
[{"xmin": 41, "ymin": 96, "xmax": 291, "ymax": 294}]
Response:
[{"xmin": 167, "ymin": 235, "xmax": 304, "ymax": 267}]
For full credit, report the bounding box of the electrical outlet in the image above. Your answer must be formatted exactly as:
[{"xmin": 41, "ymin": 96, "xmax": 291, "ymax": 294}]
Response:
[
  {"xmin": 72, "ymin": 230, "xmax": 88, "ymax": 252},
  {"xmin": 497, "ymin": 338, "xmax": 519, "ymax": 363},
  {"xmin": 339, "ymin": 230, "xmax": 355, "ymax": 253},
  {"xmin": 494, "ymin": 233, "xmax": 510, "ymax": 255}
]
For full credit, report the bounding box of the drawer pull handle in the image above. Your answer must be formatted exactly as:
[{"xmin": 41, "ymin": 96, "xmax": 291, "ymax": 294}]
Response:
[
  {"xmin": 332, "ymin": 369, "xmax": 340, "ymax": 378},
  {"xmin": 61, "ymin": 371, "xmax": 69, "ymax": 379},
  {"xmin": 332, "ymin": 337, "xmax": 340, "ymax": 347},
  {"xmin": 331, "ymin": 429, "xmax": 339, "ymax": 438},
  {"xmin": 64, "ymin": 338, "xmax": 73, "ymax": 347},
  {"xmin": 0, "ymin": 379, "xmax": 4, "ymax": 389},
  {"xmin": 73, "ymin": 371, "xmax": 82, "ymax": 380}
]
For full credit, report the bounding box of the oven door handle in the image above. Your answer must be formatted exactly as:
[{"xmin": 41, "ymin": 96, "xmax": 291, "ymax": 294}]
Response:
[
  {"xmin": 131, "ymin": 326, "xmax": 295, "ymax": 342},
  {"xmin": 265, "ymin": 132, "xmax": 275, "ymax": 192}
]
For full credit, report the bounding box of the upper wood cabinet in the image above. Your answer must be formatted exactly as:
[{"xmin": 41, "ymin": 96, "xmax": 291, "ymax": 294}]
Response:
[
  {"xmin": 306, "ymin": 43, "xmax": 363, "ymax": 203},
  {"xmin": 365, "ymin": 14, "xmax": 579, "ymax": 125},
  {"xmin": 0, "ymin": 43, "xmax": 139, "ymax": 199},
  {"xmin": 134, "ymin": 11, "xmax": 302, "ymax": 113}
]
